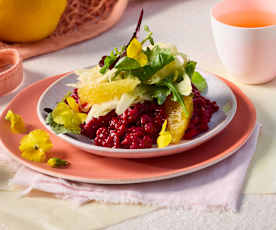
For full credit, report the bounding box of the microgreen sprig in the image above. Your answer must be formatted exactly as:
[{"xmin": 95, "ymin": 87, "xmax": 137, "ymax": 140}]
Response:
[{"xmin": 141, "ymin": 25, "xmax": 154, "ymax": 46}]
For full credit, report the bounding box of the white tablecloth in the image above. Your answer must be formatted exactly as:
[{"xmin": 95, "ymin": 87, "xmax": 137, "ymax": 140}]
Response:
[{"xmin": 1, "ymin": 0, "xmax": 276, "ymax": 229}]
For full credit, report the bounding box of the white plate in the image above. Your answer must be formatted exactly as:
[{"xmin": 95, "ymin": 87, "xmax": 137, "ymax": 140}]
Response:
[{"xmin": 37, "ymin": 69, "xmax": 237, "ymax": 158}]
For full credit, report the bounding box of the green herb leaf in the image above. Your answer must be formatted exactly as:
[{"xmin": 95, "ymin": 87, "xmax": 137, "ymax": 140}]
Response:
[
  {"xmin": 155, "ymin": 75, "xmax": 188, "ymax": 116},
  {"xmin": 115, "ymin": 57, "xmax": 141, "ymax": 70},
  {"xmin": 99, "ymin": 46, "xmax": 126, "ymax": 74},
  {"xmin": 46, "ymin": 113, "xmax": 80, "ymax": 135},
  {"xmin": 149, "ymin": 37, "xmax": 154, "ymax": 46},
  {"xmin": 131, "ymin": 46, "xmax": 175, "ymax": 81},
  {"xmin": 144, "ymin": 25, "xmax": 150, "ymax": 33},
  {"xmin": 142, "ymin": 25, "xmax": 155, "ymax": 46},
  {"xmin": 152, "ymin": 86, "xmax": 171, "ymax": 105},
  {"xmin": 144, "ymin": 47, "xmax": 152, "ymax": 58},
  {"xmin": 185, "ymin": 61, "xmax": 197, "ymax": 78},
  {"xmin": 165, "ymin": 81, "xmax": 188, "ymax": 116},
  {"xmin": 191, "ymin": 71, "xmax": 207, "ymax": 92},
  {"xmin": 100, "ymin": 55, "xmax": 117, "ymax": 74}
]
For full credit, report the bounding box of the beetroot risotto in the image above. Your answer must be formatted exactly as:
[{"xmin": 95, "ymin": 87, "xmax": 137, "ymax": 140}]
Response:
[{"xmin": 45, "ymin": 9, "xmax": 219, "ymax": 149}]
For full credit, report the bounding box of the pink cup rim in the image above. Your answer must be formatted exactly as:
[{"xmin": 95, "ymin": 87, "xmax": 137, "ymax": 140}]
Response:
[
  {"xmin": 210, "ymin": 1, "xmax": 276, "ymax": 30},
  {"xmin": 0, "ymin": 48, "xmax": 21, "ymax": 81}
]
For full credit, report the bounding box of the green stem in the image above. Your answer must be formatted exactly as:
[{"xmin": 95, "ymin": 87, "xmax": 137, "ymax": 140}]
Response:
[{"xmin": 166, "ymin": 82, "xmax": 188, "ymax": 117}]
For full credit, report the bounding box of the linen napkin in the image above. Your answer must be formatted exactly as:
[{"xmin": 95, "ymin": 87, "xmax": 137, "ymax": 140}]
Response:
[{"xmin": 0, "ymin": 123, "xmax": 261, "ymax": 212}]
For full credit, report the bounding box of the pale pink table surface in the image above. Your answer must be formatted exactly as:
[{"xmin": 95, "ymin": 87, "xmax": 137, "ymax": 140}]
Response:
[{"xmin": 1, "ymin": 0, "xmax": 276, "ymax": 229}]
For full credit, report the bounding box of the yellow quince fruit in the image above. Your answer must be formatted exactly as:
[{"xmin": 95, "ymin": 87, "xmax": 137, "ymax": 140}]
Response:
[{"xmin": 0, "ymin": 0, "xmax": 67, "ymax": 42}]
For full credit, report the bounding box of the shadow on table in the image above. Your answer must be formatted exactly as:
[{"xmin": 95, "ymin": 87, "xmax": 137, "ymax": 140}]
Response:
[
  {"xmin": 257, "ymin": 75, "xmax": 276, "ymax": 89},
  {"xmin": 243, "ymin": 101, "xmax": 276, "ymax": 191}
]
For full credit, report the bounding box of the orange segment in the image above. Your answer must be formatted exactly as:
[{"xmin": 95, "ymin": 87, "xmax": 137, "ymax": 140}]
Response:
[
  {"xmin": 164, "ymin": 95, "xmax": 193, "ymax": 144},
  {"xmin": 78, "ymin": 79, "xmax": 140, "ymax": 105}
]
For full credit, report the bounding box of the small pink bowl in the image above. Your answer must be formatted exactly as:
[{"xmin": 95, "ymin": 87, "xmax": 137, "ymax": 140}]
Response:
[{"xmin": 0, "ymin": 49, "xmax": 23, "ymax": 96}]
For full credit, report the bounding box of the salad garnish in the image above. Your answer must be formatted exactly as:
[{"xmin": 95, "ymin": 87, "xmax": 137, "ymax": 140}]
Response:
[
  {"xmin": 19, "ymin": 130, "xmax": 52, "ymax": 162},
  {"xmin": 99, "ymin": 9, "xmax": 144, "ymax": 73},
  {"xmin": 5, "ymin": 110, "xmax": 70, "ymax": 165},
  {"xmin": 5, "ymin": 110, "xmax": 26, "ymax": 134},
  {"xmin": 45, "ymin": 9, "xmax": 218, "ymax": 149}
]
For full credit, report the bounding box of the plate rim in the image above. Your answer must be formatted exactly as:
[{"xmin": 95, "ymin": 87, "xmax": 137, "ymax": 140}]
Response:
[
  {"xmin": 0, "ymin": 73, "xmax": 256, "ymax": 184},
  {"xmin": 0, "ymin": 133, "xmax": 252, "ymax": 184},
  {"xmin": 36, "ymin": 69, "xmax": 238, "ymax": 157}
]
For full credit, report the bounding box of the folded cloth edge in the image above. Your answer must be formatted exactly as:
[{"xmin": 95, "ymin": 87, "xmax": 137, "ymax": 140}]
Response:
[{"xmin": 3, "ymin": 123, "xmax": 261, "ymax": 212}]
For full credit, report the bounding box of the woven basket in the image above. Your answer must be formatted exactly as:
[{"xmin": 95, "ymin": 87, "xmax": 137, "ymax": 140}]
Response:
[{"xmin": 0, "ymin": 0, "xmax": 128, "ymax": 60}]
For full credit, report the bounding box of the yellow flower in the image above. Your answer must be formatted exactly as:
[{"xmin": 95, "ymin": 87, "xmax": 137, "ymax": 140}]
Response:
[
  {"xmin": 127, "ymin": 38, "xmax": 148, "ymax": 66},
  {"xmin": 66, "ymin": 96, "xmax": 79, "ymax": 113},
  {"xmin": 19, "ymin": 130, "xmax": 53, "ymax": 162},
  {"xmin": 48, "ymin": 157, "xmax": 69, "ymax": 168},
  {"xmin": 77, "ymin": 113, "xmax": 88, "ymax": 123},
  {"xmin": 5, "ymin": 110, "xmax": 26, "ymax": 134},
  {"xmin": 52, "ymin": 102, "xmax": 87, "ymax": 133},
  {"xmin": 157, "ymin": 120, "xmax": 172, "ymax": 148}
]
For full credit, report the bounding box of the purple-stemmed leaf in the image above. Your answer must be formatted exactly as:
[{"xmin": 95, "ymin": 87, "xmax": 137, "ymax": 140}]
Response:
[{"xmin": 99, "ymin": 9, "xmax": 144, "ymax": 71}]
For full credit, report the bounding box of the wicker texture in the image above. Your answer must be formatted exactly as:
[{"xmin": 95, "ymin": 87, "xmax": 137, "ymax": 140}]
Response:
[
  {"xmin": 54, "ymin": 0, "xmax": 117, "ymax": 35},
  {"xmin": 0, "ymin": 0, "xmax": 127, "ymax": 59}
]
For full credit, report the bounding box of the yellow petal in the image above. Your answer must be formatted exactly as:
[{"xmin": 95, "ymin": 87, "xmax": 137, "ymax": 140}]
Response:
[
  {"xmin": 52, "ymin": 102, "xmax": 71, "ymax": 120},
  {"xmin": 157, "ymin": 120, "xmax": 172, "ymax": 148},
  {"xmin": 63, "ymin": 115, "xmax": 81, "ymax": 133},
  {"xmin": 47, "ymin": 158, "xmax": 56, "ymax": 167},
  {"xmin": 126, "ymin": 38, "xmax": 148, "ymax": 66},
  {"xmin": 21, "ymin": 150, "xmax": 47, "ymax": 163},
  {"xmin": 157, "ymin": 132, "xmax": 172, "ymax": 148},
  {"xmin": 19, "ymin": 130, "xmax": 52, "ymax": 162},
  {"xmin": 136, "ymin": 52, "xmax": 148, "ymax": 66},
  {"xmin": 62, "ymin": 91, "xmax": 73, "ymax": 101},
  {"xmin": 66, "ymin": 96, "xmax": 79, "ymax": 112},
  {"xmin": 5, "ymin": 110, "xmax": 26, "ymax": 134},
  {"xmin": 54, "ymin": 110, "xmax": 73, "ymax": 125},
  {"xmin": 52, "ymin": 102, "xmax": 74, "ymax": 124},
  {"xmin": 127, "ymin": 38, "xmax": 142, "ymax": 58},
  {"xmin": 29, "ymin": 130, "xmax": 53, "ymax": 153},
  {"xmin": 160, "ymin": 120, "xmax": 168, "ymax": 135},
  {"xmin": 77, "ymin": 113, "xmax": 87, "ymax": 123},
  {"xmin": 52, "ymin": 101, "xmax": 84, "ymax": 132}
]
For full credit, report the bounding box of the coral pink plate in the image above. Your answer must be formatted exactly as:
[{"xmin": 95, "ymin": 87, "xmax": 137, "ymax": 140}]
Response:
[{"xmin": 0, "ymin": 74, "xmax": 256, "ymax": 184}]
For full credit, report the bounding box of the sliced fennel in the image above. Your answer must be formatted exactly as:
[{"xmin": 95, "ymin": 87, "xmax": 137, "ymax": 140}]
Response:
[
  {"xmin": 177, "ymin": 74, "xmax": 192, "ymax": 96},
  {"xmin": 86, "ymin": 99, "xmax": 119, "ymax": 122},
  {"xmin": 86, "ymin": 88, "xmax": 151, "ymax": 123},
  {"xmin": 116, "ymin": 93, "xmax": 136, "ymax": 115},
  {"xmin": 68, "ymin": 66, "xmax": 116, "ymax": 88}
]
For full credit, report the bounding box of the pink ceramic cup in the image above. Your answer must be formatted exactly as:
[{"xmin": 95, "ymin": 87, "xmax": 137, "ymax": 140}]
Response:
[
  {"xmin": 211, "ymin": 0, "xmax": 276, "ymax": 84},
  {"xmin": 0, "ymin": 49, "xmax": 23, "ymax": 96}
]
